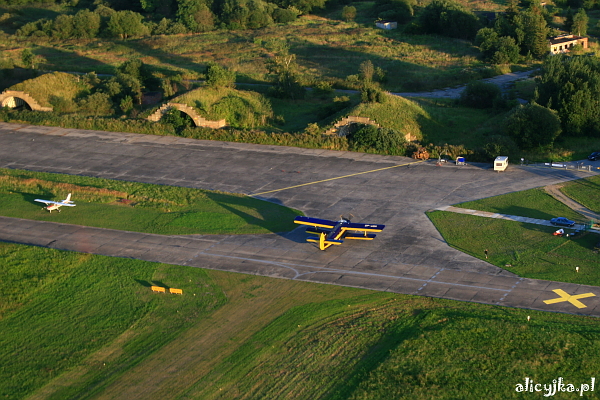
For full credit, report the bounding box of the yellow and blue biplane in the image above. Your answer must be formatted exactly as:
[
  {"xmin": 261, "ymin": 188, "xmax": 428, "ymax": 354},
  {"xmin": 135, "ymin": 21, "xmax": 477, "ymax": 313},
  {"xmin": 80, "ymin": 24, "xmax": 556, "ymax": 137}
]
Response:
[{"xmin": 294, "ymin": 216, "xmax": 385, "ymax": 250}]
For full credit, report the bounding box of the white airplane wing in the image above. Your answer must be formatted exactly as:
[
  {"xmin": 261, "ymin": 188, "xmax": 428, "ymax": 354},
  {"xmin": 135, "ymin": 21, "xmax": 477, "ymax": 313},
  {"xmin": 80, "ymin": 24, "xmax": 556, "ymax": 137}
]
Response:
[
  {"xmin": 34, "ymin": 199, "xmax": 53, "ymax": 205},
  {"xmin": 34, "ymin": 199, "xmax": 76, "ymax": 207}
]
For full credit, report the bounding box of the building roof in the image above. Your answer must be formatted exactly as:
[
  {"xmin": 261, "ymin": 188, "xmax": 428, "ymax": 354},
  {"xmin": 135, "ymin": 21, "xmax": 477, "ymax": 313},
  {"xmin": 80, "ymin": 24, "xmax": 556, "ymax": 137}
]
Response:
[{"xmin": 549, "ymin": 35, "xmax": 586, "ymax": 45}]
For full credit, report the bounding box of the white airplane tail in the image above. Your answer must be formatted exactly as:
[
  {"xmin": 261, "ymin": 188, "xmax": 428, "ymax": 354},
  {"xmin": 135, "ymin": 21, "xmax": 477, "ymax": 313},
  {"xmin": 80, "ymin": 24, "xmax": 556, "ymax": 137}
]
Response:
[{"xmin": 64, "ymin": 193, "xmax": 73, "ymax": 203}]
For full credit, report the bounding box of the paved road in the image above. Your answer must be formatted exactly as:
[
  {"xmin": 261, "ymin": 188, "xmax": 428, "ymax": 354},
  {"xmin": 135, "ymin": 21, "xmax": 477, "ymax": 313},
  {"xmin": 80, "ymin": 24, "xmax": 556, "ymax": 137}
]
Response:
[
  {"xmin": 1, "ymin": 122, "xmax": 600, "ymax": 316},
  {"xmin": 392, "ymin": 70, "xmax": 537, "ymax": 99}
]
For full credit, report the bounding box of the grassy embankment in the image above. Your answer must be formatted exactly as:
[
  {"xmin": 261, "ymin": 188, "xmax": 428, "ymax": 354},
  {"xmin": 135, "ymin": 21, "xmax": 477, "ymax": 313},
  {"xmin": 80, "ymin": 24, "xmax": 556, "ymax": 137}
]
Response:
[
  {"xmin": 428, "ymin": 181, "xmax": 600, "ymax": 286},
  {"xmin": 0, "ymin": 168, "xmax": 300, "ymax": 235},
  {"xmin": 0, "ymin": 13, "xmax": 504, "ymax": 92},
  {"xmin": 3, "ymin": 242, "xmax": 600, "ymax": 400}
]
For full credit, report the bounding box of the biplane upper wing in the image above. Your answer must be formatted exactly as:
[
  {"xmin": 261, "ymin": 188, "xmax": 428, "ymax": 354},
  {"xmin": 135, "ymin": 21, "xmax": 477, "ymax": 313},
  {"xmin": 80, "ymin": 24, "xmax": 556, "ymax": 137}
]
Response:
[{"xmin": 294, "ymin": 216, "xmax": 336, "ymax": 229}]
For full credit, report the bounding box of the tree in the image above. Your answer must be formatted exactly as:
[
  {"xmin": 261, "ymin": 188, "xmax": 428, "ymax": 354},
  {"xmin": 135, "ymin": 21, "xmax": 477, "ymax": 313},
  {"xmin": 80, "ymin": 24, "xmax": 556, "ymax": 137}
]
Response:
[
  {"xmin": 266, "ymin": 51, "xmax": 305, "ymax": 100},
  {"xmin": 372, "ymin": 0, "xmax": 414, "ymax": 23},
  {"xmin": 72, "ymin": 9, "xmax": 101, "ymax": 38},
  {"xmin": 21, "ymin": 49, "xmax": 34, "ymax": 69},
  {"xmin": 514, "ymin": 6, "xmax": 550, "ymax": 58},
  {"xmin": 563, "ymin": 7, "xmax": 574, "ymax": 33},
  {"xmin": 359, "ymin": 60, "xmax": 374, "ymax": 83},
  {"xmin": 504, "ymin": 103, "xmax": 561, "ymax": 149},
  {"xmin": 536, "ymin": 55, "xmax": 600, "ymax": 136},
  {"xmin": 107, "ymin": 10, "xmax": 149, "ymax": 38},
  {"xmin": 52, "ymin": 15, "xmax": 74, "ymax": 39},
  {"xmin": 460, "ymin": 81, "xmax": 502, "ymax": 108},
  {"xmin": 342, "ymin": 5, "xmax": 356, "ymax": 21},
  {"xmin": 416, "ymin": 0, "xmax": 480, "ymax": 40},
  {"xmin": 571, "ymin": 8, "xmax": 588, "ymax": 36}
]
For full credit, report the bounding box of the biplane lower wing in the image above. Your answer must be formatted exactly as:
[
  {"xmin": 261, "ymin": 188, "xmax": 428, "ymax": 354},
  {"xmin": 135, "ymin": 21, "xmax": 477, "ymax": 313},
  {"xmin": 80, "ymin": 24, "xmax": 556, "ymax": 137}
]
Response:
[{"xmin": 344, "ymin": 233, "xmax": 377, "ymax": 240}]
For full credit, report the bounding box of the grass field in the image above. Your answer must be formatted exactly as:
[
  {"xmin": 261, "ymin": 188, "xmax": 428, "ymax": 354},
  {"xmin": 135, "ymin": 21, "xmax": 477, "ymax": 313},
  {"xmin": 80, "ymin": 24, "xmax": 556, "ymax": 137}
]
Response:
[
  {"xmin": 561, "ymin": 175, "xmax": 600, "ymax": 215},
  {"xmin": 454, "ymin": 187, "xmax": 584, "ymax": 222},
  {"xmin": 428, "ymin": 184, "xmax": 600, "ymax": 286},
  {"xmin": 428, "ymin": 211, "xmax": 600, "ymax": 285},
  {"xmin": 0, "ymin": 168, "xmax": 300, "ymax": 235},
  {"xmin": 3, "ymin": 242, "xmax": 600, "ymax": 400}
]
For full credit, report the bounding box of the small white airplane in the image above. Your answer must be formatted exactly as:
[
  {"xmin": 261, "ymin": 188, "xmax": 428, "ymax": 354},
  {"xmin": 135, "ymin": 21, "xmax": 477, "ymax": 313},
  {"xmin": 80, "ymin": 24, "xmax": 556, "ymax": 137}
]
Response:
[{"xmin": 34, "ymin": 193, "xmax": 76, "ymax": 213}]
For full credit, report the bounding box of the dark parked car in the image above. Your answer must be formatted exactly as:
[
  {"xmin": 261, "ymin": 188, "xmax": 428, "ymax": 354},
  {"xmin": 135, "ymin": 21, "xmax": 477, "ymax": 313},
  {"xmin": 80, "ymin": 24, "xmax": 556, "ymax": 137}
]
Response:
[
  {"xmin": 588, "ymin": 152, "xmax": 600, "ymax": 161},
  {"xmin": 550, "ymin": 217, "xmax": 576, "ymax": 227}
]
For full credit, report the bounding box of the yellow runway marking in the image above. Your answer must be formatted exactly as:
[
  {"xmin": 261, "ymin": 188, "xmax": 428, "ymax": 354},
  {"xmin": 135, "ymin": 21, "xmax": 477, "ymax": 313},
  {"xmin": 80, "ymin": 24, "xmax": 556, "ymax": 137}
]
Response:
[
  {"xmin": 250, "ymin": 160, "xmax": 425, "ymax": 197},
  {"xmin": 543, "ymin": 289, "xmax": 596, "ymax": 309}
]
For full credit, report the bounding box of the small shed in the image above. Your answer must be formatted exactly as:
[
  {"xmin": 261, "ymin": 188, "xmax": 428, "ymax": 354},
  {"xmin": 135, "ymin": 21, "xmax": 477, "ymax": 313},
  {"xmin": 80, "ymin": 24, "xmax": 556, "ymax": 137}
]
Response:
[
  {"xmin": 376, "ymin": 21, "xmax": 398, "ymax": 30},
  {"xmin": 494, "ymin": 156, "xmax": 508, "ymax": 172}
]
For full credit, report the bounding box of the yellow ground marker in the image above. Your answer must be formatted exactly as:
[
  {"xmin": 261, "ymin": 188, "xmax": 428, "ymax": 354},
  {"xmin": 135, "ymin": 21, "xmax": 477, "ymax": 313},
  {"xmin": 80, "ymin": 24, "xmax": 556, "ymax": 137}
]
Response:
[
  {"xmin": 543, "ymin": 289, "xmax": 596, "ymax": 309},
  {"xmin": 250, "ymin": 160, "xmax": 425, "ymax": 197}
]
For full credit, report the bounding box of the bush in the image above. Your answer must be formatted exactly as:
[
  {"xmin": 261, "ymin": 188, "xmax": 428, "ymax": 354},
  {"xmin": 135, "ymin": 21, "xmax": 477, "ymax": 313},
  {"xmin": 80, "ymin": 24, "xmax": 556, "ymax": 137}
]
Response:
[
  {"xmin": 459, "ymin": 81, "xmax": 502, "ymax": 109},
  {"xmin": 77, "ymin": 93, "xmax": 114, "ymax": 116},
  {"xmin": 504, "ymin": 103, "xmax": 562, "ymax": 150},
  {"xmin": 347, "ymin": 124, "xmax": 406, "ymax": 153},
  {"xmin": 206, "ymin": 63, "xmax": 236, "ymax": 89},
  {"xmin": 342, "ymin": 6, "xmax": 357, "ymax": 21}
]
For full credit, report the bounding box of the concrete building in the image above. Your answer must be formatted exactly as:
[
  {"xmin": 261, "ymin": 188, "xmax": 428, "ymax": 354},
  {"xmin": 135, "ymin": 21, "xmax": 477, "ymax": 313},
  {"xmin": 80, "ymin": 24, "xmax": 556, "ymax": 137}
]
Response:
[{"xmin": 549, "ymin": 34, "xmax": 588, "ymax": 54}]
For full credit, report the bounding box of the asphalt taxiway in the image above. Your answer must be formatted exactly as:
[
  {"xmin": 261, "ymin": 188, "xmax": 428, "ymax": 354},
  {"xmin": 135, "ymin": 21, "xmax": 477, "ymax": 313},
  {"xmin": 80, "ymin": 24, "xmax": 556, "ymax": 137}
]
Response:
[{"xmin": 1, "ymin": 122, "xmax": 599, "ymax": 316}]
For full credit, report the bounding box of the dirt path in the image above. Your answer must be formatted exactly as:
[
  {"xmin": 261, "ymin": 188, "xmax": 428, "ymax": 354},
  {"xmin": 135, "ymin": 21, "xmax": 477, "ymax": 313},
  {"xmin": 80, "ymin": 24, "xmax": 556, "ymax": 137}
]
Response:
[
  {"xmin": 391, "ymin": 69, "xmax": 537, "ymax": 99},
  {"xmin": 545, "ymin": 183, "xmax": 600, "ymax": 222}
]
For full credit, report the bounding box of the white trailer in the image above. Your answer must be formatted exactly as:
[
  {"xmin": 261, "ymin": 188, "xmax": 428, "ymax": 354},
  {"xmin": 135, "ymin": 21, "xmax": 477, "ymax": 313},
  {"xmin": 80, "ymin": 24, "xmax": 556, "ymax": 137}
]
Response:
[{"xmin": 494, "ymin": 156, "xmax": 508, "ymax": 172}]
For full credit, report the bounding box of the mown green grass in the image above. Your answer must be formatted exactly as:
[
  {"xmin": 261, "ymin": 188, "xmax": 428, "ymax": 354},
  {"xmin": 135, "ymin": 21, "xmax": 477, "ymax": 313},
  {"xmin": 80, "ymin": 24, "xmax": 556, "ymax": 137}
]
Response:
[
  {"xmin": 184, "ymin": 294, "xmax": 600, "ymax": 399},
  {"xmin": 561, "ymin": 175, "xmax": 600, "ymax": 215},
  {"xmin": 0, "ymin": 242, "xmax": 227, "ymax": 400},
  {"xmin": 0, "ymin": 168, "xmax": 301, "ymax": 234},
  {"xmin": 455, "ymin": 187, "xmax": 583, "ymax": 222},
  {"xmin": 428, "ymin": 211, "xmax": 600, "ymax": 285},
  {"xmin": 4, "ymin": 242, "xmax": 600, "ymax": 400}
]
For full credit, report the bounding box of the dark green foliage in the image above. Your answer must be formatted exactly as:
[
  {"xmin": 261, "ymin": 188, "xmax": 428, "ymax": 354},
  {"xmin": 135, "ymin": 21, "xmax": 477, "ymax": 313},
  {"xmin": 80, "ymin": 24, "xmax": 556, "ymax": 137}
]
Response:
[
  {"xmin": 267, "ymin": 53, "xmax": 306, "ymax": 100},
  {"xmin": 272, "ymin": 7, "xmax": 297, "ymax": 23},
  {"xmin": 476, "ymin": 28, "xmax": 520, "ymax": 64},
  {"xmin": 152, "ymin": 18, "xmax": 189, "ymax": 35},
  {"xmin": 572, "ymin": 8, "xmax": 588, "ymax": 35},
  {"xmin": 72, "ymin": 9, "xmax": 101, "ymax": 38},
  {"xmin": 347, "ymin": 124, "xmax": 406, "ymax": 153},
  {"xmin": 206, "ymin": 63, "xmax": 236, "ymax": 88},
  {"xmin": 514, "ymin": 6, "xmax": 550, "ymax": 58},
  {"xmin": 177, "ymin": 0, "xmax": 216, "ymax": 32},
  {"xmin": 120, "ymin": 95, "xmax": 134, "ymax": 114},
  {"xmin": 482, "ymin": 135, "xmax": 518, "ymax": 159},
  {"xmin": 564, "ymin": 7, "xmax": 574, "ymax": 32},
  {"xmin": 272, "ymin": 0, "xmax": 327, "ymax": 13},
  {"xmin": 360, "ymin": 86, "xmax": 386, "ymax": 103},
  {"xmin": 459, "ymin": 81, "xmax": 502, "ymax": 108},
  {"xmin": 342, "ymin": 5, "xmax": 356, "ymax": 21},
  {"xmin": 316, "ymin": 95, "xmax": 351, "ymax": 119},
  {"xmin": 77, "ymin": 92, "xmax": 114, "ymax": 115},
  {"xmin": 49, "ymin": 95, "xmax": 78, "ymax": 113},
  {"xmin": 107, "ymin": 10, "xmax": 149, "ymax": 38},
  {"xmin": 372, "ymin": 0, "xmax": 414, "ymax": 23},
  {"xmin": 21, "ymin": 49, "xmax": 34, "ymax": 69},
  {"xmin": 504, "ymin": 103, "xmax": 561, "ymax": 149},
  {"xmin": 163, "ymin": 107, "xmax": 193, "ymax": 133},
  {"xmin": 536, "ymin": 55, "xmax": 600, "ymax": 137},
  {"xmin": 415, "ymin": 0, "xmax": 480, "ymax": 40}
]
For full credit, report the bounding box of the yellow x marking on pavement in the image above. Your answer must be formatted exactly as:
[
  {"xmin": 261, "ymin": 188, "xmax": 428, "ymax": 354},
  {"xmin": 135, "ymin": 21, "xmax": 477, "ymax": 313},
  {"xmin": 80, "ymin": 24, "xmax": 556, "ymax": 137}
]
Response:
[{"xmin": 543, "ymin": 289, "xmax": 596, "ymax": 309}]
